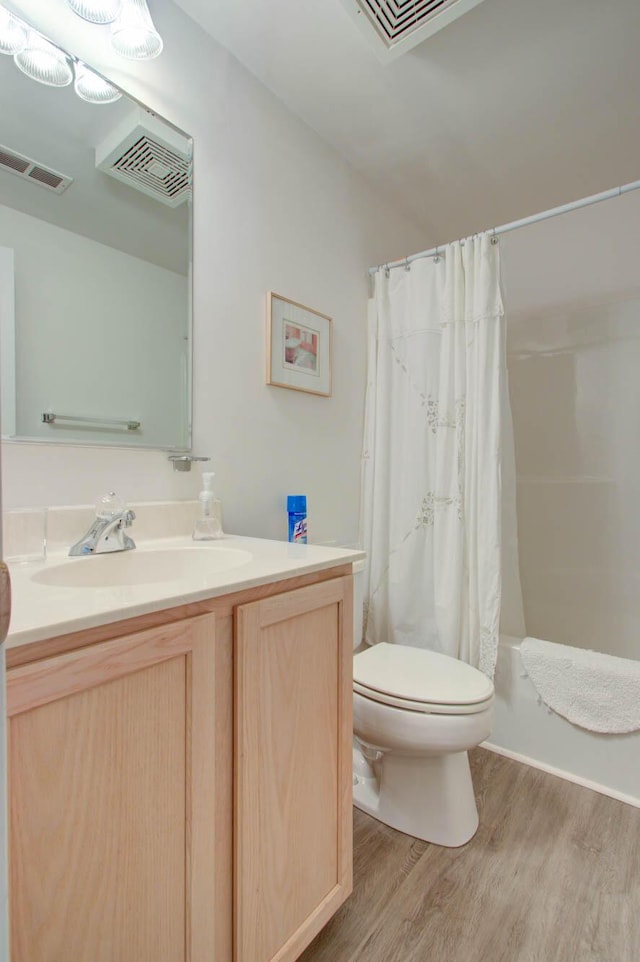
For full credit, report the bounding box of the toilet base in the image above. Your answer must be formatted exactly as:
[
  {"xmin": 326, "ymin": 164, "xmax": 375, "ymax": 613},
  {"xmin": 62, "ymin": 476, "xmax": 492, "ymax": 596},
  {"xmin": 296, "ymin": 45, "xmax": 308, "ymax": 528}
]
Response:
[{"xmin": 353, "ymin": 748, "xmax": 479, "ymax": 847}]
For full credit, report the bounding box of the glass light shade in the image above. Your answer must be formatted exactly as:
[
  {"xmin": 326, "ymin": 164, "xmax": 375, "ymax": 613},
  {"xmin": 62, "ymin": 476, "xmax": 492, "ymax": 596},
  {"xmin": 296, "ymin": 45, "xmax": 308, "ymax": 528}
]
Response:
[
  {"xmin": 74, "ymin": 61, "xmax": 122, "ymax": 104},
  {"xmin": 0, "ymin": 7, "xmax": 28, "ymax": 55},
  {"xmin": 110, "ymin": 0, "xmax": 163, "ymax": 60},
  {"xmin": 67, "ymin": 0, "xmax": 122, "ymax": 24},
  {"xmin": 14, "ymin": 32, "xmax": 73, "ymax": 86}
]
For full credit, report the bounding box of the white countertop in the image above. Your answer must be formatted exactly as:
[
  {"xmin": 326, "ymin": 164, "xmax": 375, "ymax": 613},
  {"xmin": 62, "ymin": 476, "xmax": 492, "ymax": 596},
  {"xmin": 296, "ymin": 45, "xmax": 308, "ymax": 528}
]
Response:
[{"xmin": 6, "ymin": 535, "xmax": 365, "ymax": 650}]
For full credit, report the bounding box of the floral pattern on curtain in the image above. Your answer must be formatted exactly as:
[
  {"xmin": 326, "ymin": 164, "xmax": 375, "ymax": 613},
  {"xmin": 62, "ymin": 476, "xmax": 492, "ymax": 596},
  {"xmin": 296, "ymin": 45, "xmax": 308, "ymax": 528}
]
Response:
[{"xmin": 361, "ymin": 233, "xmax": 506, "ymax": 677}]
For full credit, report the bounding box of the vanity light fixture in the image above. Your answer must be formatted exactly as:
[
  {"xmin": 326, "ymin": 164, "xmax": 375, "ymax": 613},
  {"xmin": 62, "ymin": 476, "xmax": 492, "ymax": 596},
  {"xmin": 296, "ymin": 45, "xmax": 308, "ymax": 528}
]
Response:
[
  {"xmin": 110, "ymin": 0, "xmax": 163, "ymax": 60},
  {"xmin": 0, "ymin": 6, "xmax": 27, "ymax": 55},
  {"xmin": 14, "ymin": 31, "xmax": 73, "ymax": 87},
  {"xmin": 1, "ymin": 1, "xmax": 160, "ymax": 104},
  {"xmin": 74, "ymin": 60, "xmax": 122, "ymax": 103},
  {"xmin": 67, "ymin": 0, "xmax": 122, "ymax": 25}
]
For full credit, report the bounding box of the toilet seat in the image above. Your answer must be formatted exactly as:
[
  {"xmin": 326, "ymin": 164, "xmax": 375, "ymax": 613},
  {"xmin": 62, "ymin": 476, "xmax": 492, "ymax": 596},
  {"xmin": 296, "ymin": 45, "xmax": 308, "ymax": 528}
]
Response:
[
  {"xmin": 353, "ymin": 683, "xmax": 493, "ymax": 715},
  {"xmin": 353, "ymin": 642, "xmax": 494, "ymax": 716}
]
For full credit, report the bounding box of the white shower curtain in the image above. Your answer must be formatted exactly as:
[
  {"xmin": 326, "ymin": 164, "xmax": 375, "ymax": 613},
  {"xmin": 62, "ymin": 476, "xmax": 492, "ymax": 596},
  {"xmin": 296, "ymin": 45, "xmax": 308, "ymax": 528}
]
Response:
[{"xmin": 361, "ymin": 233, "xmax": 507, "ymax": 677}]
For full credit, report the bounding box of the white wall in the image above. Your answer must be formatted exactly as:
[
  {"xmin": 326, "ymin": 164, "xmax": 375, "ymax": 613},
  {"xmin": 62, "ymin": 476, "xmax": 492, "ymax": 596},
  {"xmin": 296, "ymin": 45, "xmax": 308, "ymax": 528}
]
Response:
[
  {"xmin": 0, "ymin": 205, "xmax": 188, "ymax": 448},
  {"xmin": 0, "ymin": 0, "xmax": 425, "ymax": 544},
  {"xmin": 502, "ymin": 189, "xmax": 640, "ymax": 660}
]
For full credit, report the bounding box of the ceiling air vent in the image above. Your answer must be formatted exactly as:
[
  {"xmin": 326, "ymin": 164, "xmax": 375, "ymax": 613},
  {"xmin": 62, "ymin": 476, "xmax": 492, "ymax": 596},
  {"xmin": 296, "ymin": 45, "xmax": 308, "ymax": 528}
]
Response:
[
  {"xmin": 96, "ymin": 109, "xmax": 192, "ymax": 208},
  {"xmin": 338, "ymin": 0, "xmax": 488, "ymax": 63},
  {"xmin": 0, "ymin": 144, "xmax": 72, "ymax": 194}
]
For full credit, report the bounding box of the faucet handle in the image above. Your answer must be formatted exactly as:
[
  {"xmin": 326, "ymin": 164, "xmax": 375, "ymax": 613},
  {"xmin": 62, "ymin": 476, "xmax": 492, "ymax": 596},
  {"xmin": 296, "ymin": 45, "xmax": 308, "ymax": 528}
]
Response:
[
  {"xmin": 96, "ymin": 491, "xmax": 125, "ymax": 519},
  {"xmin": 120, "ymin": 509, "xmax": 136, "ymax": 527}
]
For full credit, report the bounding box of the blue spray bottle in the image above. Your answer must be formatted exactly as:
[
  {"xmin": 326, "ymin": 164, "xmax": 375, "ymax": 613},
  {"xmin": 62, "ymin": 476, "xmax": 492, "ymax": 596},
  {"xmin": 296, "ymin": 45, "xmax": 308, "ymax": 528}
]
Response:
[{"xmin": 287, "ymin": 495, "xmax": 308, "ymax": 543}]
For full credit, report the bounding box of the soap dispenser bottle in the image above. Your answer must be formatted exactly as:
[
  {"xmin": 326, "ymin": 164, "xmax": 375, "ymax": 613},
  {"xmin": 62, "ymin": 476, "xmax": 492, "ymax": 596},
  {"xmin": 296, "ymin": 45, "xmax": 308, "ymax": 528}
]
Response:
[{"xmin": 193, "ymin": 472, "xmax": 223, "ymax": 541}]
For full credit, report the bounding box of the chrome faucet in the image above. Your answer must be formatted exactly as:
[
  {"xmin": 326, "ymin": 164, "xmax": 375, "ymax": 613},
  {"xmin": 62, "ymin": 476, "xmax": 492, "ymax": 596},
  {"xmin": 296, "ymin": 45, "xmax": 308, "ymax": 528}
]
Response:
[{"xmin": 69, "ymin": 494, "xmax": 136, "ymax": 556}]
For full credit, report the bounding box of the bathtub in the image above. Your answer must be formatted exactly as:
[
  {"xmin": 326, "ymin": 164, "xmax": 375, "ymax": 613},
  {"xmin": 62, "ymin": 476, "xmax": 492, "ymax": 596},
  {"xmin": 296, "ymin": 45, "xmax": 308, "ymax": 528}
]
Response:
[{"xmin": 483, "ymin": 635, "xmax": 640, "ymax": 808}]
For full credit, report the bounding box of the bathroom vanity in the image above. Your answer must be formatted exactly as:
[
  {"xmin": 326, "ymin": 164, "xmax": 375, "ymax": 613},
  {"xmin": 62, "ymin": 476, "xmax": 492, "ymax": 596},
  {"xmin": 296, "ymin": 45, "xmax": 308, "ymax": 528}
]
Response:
[{"xmin": 5, "ymin": 534, "xmax": 361, "ymax": 962}]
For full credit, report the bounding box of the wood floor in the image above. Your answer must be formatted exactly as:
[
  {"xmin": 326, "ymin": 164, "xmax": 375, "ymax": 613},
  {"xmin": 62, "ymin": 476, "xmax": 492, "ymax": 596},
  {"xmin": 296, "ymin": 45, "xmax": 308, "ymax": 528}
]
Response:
[{"xmin": 300, "ymin": 748, "xmax": 640, "ymax": 962}]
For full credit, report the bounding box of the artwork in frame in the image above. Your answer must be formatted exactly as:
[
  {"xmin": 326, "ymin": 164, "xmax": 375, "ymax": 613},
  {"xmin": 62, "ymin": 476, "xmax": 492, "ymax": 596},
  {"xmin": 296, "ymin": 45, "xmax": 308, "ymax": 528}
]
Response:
[{"xmin": 266, "ymin": 292, "xmax": 332, "ymax": 397}]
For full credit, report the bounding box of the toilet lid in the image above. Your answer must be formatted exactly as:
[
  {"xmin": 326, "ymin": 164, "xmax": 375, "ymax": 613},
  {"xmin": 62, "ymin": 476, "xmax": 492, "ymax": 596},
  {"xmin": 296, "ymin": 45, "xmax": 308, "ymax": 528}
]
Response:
[{"xmin": 353, "ymin": 643, "xmax": 494, "ymax": 708}]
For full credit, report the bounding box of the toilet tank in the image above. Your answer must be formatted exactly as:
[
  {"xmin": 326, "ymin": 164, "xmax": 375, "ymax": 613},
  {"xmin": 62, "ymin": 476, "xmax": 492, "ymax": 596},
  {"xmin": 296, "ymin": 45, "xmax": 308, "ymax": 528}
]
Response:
[{"xmin": 353, "ymin": 559, "xmax": 366, "ymax": 650}]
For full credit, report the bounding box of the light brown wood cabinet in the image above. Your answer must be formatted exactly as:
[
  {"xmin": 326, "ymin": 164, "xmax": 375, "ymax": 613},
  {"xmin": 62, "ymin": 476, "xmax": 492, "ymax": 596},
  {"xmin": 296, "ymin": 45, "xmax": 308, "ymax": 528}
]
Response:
[
  {"xmin": 235, "ymin": 578, "xmax": 353, "ymax": 962},
  {"xmin": 6, "ymin": 567, "xmax": 353, "ymax": 962}
]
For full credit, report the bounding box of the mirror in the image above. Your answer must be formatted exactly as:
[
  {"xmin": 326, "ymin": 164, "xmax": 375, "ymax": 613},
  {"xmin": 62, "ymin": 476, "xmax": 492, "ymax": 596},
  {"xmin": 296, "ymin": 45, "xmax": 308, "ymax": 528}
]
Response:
[{"xmin": 0, "ymin": 19, "xmax": 192, "ymax": 450}]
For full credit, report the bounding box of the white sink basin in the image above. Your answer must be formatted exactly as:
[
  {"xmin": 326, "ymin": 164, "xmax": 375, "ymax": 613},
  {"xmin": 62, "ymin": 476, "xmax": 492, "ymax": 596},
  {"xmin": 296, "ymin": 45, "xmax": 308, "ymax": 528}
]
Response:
[{"xmin": 31, "ymin": 546, "xmax": 253, "ymax": 589}]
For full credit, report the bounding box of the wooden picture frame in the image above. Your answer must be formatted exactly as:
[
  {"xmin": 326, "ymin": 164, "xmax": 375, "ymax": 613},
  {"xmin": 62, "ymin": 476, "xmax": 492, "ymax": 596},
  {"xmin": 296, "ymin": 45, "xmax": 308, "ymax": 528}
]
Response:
[{"xmin": 266, "ymin": 292, "xmax": 332, "ymax": 397}]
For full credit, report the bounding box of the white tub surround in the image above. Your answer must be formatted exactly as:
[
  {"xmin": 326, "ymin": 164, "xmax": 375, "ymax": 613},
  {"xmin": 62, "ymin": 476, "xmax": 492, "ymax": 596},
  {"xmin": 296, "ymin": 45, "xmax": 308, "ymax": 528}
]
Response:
[
  {"xmin": 520, "ymin": 636, "xmax": 640, "ymax": 734},
  {"xmin": 503, "ymin": 191, "xmax": 640, "ymax": 666}
]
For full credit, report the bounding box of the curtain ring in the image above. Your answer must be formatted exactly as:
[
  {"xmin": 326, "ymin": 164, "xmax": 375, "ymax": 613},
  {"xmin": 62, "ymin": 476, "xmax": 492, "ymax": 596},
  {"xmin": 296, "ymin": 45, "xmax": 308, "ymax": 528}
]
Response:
[
  {"xmin": 384, "ymin": 263, "xmax": 391, "ymax": 278},
  {"xmin": 404, "ymin": 256, "xmax": 411, "ymax": 272},
  {"xmin": 433, "ymin": 246, "xmax": 440, "ymax": 264},
  {"xmin": 491, "ymin": 228, "xmax": 499, "ymax": 246}
]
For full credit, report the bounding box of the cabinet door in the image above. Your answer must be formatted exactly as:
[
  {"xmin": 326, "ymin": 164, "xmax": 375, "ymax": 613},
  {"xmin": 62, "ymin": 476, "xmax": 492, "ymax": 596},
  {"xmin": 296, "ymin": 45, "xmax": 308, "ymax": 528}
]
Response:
[
  {"xmin": 235, "ymin": 577, "xmax": 353, "ymax": 962},
  {"xmin": 7, "ymin": 614, "xmax": 218, "ymax": 962}
]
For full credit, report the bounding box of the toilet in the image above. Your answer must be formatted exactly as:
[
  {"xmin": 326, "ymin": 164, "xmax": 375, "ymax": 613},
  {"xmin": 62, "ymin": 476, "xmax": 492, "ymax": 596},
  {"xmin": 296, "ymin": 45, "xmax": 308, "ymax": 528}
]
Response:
[{"xmin": 352, "ymin": 564, "xmax": 494, "ymax": 847}]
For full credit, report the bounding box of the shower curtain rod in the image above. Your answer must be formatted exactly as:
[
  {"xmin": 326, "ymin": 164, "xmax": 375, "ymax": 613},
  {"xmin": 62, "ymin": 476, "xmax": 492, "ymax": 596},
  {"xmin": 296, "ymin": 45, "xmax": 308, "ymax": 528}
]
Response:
[{"xmin": 368, "ymin": 178, "xmax": 640, "ymax": 275}]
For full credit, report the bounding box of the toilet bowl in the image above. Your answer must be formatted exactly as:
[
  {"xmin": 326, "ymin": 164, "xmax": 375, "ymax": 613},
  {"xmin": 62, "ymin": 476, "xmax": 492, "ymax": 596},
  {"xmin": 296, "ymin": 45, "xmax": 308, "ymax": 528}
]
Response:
[
  {"xmin": 353, "ymin": 642, "xmax": 494, "ymax": 846},
  {"xmin": 351, "ymin": 565, "xmax": 494, "ymax": 847}
]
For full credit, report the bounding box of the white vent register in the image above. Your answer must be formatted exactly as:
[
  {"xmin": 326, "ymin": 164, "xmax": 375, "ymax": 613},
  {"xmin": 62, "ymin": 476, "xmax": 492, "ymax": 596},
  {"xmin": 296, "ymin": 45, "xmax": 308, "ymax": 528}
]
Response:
[
  {"xmin": 96, "ymin": 109, "xmax": 192, "ymax": 208},
  {"xmin": 0, "ymin": 145, "xmax": 72, "ymax": 194},
  {"xmin": 338, "ymin": 0, "xmax": 488, "ymax": 62}
]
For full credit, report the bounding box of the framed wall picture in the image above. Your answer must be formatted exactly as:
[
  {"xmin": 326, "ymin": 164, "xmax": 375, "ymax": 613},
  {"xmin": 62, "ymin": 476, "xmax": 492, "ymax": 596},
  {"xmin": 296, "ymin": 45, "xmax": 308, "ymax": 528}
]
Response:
[{"xmin": 266, "ymin": 292, "xmax": 332, "ymax": 397}]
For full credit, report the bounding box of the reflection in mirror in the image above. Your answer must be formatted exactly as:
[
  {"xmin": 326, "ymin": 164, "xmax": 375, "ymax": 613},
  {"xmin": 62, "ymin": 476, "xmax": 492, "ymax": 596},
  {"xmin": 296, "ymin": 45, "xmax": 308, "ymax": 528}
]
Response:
[{"xmin": 0, "ymin": 19, "xmax": 192, "ymax": 449}]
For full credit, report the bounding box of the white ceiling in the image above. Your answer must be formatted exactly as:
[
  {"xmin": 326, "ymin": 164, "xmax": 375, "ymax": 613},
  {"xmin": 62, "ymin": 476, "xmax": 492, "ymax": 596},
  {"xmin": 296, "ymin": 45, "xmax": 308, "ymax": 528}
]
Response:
[{"xmin": 174, "ymin": 0, "xmax": 640, "ymax": 253}]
